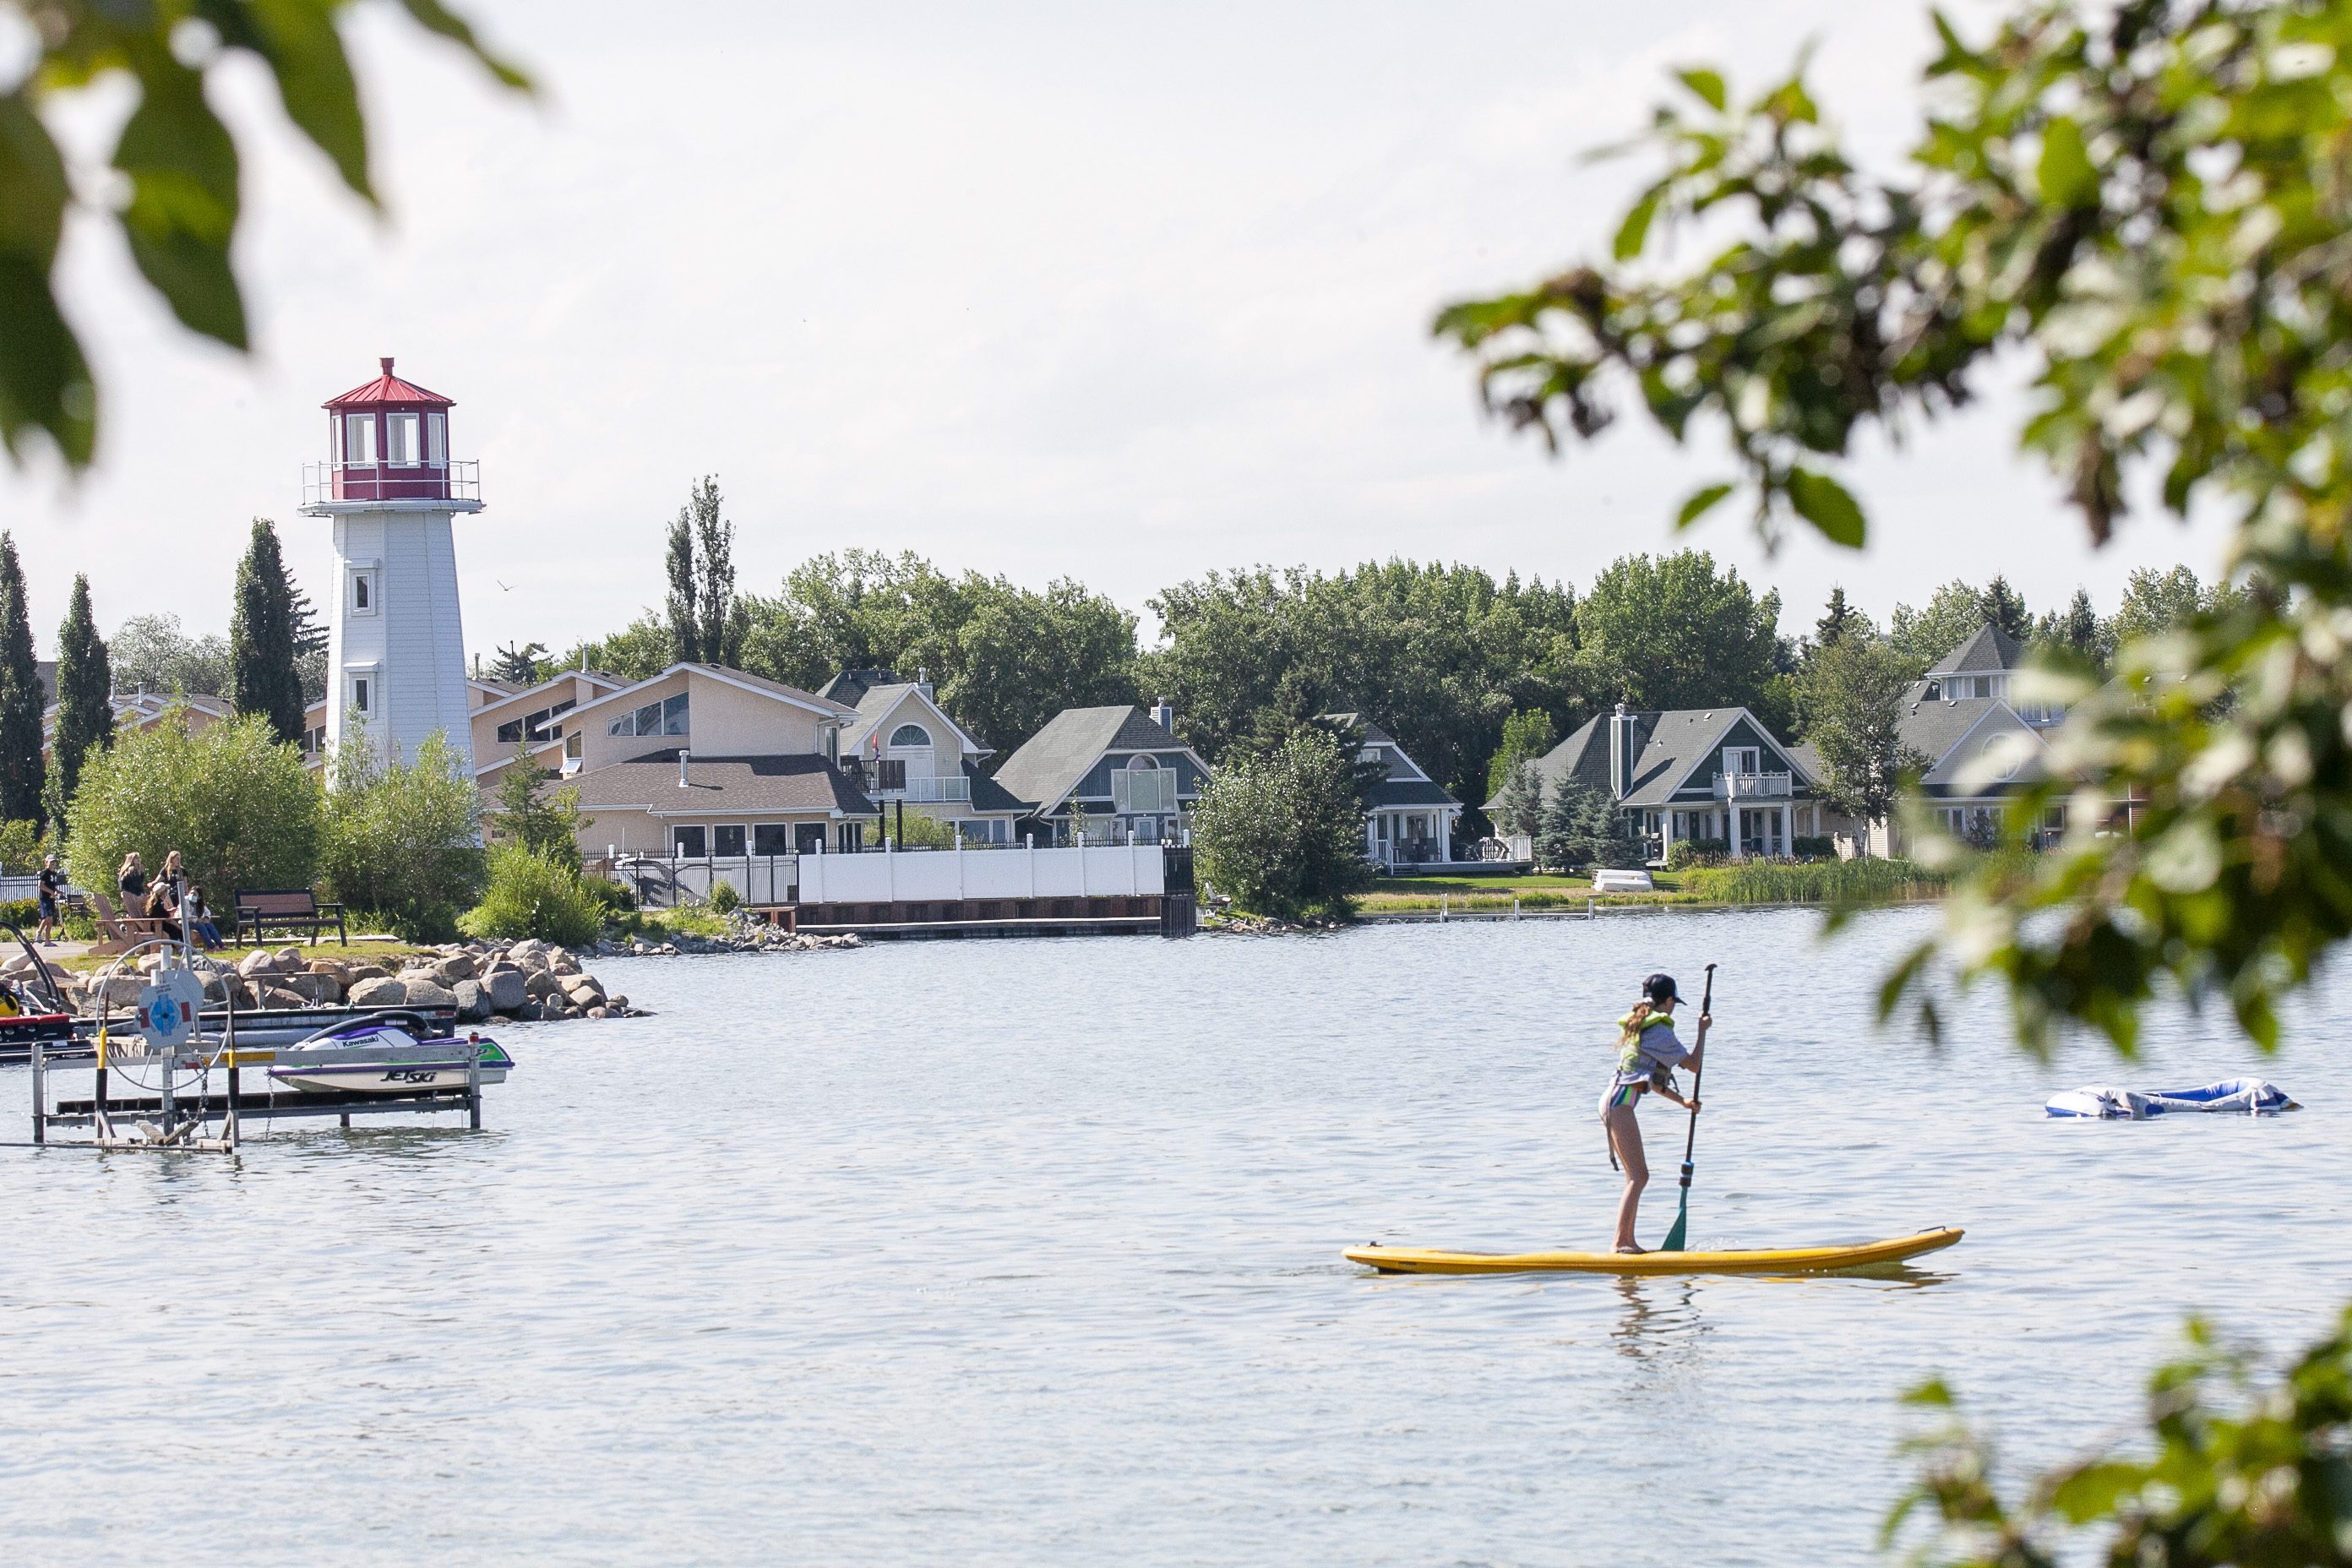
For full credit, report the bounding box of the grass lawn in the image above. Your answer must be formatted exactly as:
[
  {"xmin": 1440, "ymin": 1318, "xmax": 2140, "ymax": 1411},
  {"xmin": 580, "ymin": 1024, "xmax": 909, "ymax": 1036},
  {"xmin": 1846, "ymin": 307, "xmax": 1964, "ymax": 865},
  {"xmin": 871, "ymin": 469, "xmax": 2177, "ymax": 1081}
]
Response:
[{"xmin": 1361, "ymin": 871, "xmax": 1692, "ymax": 910}]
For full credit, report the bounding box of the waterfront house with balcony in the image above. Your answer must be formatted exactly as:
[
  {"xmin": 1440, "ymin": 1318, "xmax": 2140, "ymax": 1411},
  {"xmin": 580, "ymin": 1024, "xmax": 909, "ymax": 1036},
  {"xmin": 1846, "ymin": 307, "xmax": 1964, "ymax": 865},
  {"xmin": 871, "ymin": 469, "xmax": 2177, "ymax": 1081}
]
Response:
[
  {"xmin": 1832, "ymin": 625, "xmax": 2066, "ymax": 856},
  {"xmin": 993, "ymin": 700, "xmax": 1210, "ymax": 846},
  {"xmin": 1489, "ymin": 702, "xmax": 1827, "ymax": 863},
  {"xmin": 1322, "ymin": 713, "xmax": 1462, "ymax": 867},
  {"xmin": 830, "ymin": 668, "xmax": 1028, "ymax": 845},
  {"xmin": 553, "ymin": 662, "xmax": 880, "ymax": 859}
]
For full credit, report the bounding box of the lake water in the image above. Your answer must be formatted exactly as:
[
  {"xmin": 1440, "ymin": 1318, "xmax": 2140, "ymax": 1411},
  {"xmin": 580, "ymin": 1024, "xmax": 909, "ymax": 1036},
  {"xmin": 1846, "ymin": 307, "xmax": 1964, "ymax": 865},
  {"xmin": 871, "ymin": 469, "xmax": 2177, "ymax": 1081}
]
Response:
[{"xmin": 3, "ymin": 906, "xmax": 2347, "ymax": 1565}]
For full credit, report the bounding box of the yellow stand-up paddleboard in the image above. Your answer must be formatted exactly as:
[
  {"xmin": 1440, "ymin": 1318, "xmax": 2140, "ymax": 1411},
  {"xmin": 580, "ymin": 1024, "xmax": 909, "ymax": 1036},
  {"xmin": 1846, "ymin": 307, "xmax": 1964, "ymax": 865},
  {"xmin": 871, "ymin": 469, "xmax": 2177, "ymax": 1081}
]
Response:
[{"xmin": 1344, "ymin": 1225, "xmax": 1963, "ymax": 1277}]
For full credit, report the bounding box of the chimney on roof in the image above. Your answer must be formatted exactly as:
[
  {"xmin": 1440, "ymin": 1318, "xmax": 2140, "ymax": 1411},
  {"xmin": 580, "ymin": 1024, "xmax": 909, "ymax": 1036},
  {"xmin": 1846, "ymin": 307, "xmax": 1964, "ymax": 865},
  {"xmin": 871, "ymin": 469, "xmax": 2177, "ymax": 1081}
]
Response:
[
  {"xmin": 1608, "ymin": 701, "xmax": 1636, "ymax": 800},
  {"xmin": 678, "ymin": 749, "xmax": 690, "ymax": 789},
  {"xmin": 380, "ymin": 356, "xmax": 394, "ymax": 374},
  {"xmin": 917, "ymin": 666, "xmax": 933, "ymax": 700},
  {"xmin": 1152, "ymin": 695, "xmax": 1175, "ymax": 732}
]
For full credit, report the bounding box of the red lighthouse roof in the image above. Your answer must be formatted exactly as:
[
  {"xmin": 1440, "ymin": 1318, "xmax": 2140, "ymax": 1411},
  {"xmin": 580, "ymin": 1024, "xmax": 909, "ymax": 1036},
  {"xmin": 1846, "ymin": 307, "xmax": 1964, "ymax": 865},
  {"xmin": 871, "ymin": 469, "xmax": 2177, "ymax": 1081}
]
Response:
[{"xmin": 323, "ymin": 357, "xmax": 455, "ymax": 410}]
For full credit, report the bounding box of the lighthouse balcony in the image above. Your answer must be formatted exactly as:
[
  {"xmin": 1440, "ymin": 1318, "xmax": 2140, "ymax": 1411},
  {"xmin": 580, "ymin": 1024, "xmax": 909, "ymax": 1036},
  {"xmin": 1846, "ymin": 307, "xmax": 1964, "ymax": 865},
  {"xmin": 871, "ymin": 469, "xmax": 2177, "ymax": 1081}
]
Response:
[{"xmin": 302, "ymin": 459, "xmax": 482, "ymax": 510}]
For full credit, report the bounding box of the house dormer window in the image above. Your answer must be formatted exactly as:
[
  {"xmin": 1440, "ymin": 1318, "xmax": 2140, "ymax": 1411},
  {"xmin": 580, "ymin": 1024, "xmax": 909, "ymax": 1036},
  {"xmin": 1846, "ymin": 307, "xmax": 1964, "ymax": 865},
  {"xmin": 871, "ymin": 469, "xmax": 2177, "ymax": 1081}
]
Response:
[{"xmin": 889, "ymin": 723, "xmax": 932, "ymax": 749}]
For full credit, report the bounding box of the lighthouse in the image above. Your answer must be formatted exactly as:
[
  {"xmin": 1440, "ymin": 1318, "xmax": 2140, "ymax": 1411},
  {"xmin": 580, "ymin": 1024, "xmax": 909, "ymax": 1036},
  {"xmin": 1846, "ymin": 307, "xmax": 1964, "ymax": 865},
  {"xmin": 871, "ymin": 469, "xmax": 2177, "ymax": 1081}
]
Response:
[{"xmin": 298, "ymin": 357, "xmax": 482, "ymax": 774}]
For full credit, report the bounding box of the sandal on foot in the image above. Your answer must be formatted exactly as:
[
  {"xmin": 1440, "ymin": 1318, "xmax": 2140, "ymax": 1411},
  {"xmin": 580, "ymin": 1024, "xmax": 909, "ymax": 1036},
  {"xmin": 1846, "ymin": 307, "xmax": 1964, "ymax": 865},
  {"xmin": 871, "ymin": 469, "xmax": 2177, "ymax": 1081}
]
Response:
[{"xmin": 1614, "ymin": 1244, "xmax": 1647, "ymax": 1255}]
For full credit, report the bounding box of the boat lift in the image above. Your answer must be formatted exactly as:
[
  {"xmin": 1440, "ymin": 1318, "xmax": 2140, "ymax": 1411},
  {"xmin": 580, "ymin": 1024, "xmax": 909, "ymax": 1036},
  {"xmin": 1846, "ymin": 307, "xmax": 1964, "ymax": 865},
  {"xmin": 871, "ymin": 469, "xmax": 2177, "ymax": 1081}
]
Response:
[{"xmin": 24, "ymin": 929, "xmax": 488, "ymax": 1152}]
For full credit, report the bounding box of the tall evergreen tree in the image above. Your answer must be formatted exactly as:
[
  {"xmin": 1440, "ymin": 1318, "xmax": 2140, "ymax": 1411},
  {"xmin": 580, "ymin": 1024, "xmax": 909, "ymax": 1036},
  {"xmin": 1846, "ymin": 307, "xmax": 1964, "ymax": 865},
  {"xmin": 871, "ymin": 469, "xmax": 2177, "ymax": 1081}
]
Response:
[
  {"xmin": 289, "ymin": 580, "xmax": 328, "ymax": 705},
  {"xmin": 50, "ymin": 573, "xmax": 112, "ymax": 828},
  {"xmin": 1976, "ymin": 575, "xmax": 2033, "ymax": 643},
  {"xmin": 0, "ymin": 535, "xmax": 41, "ymax": 825},
  {"xmin": 230, "ymin": 517, "xmax": 305, "ymax": 742},
  {"xmin": 664, "ymin": 494, "xmax": 700, "ymax": 664},
  {"xmin": 1815, "ymin": 585, "xmax": 1854, "ymax": 648}
]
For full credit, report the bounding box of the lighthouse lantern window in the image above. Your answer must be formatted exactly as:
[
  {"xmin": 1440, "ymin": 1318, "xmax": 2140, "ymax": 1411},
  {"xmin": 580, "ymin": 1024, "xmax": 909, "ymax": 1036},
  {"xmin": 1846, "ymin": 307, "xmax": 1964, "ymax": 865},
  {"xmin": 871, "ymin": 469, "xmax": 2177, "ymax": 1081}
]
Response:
[
  {"xmin": 343, "ymin": 415, "xmax": 376, "ymax": 464},
  {"xmin": 427, "ymin": 411, "xmax": 446, "ymax": 466},
  {"xmin": 386, "ymin": 412, "xmax": 419, "ymax": 466}
]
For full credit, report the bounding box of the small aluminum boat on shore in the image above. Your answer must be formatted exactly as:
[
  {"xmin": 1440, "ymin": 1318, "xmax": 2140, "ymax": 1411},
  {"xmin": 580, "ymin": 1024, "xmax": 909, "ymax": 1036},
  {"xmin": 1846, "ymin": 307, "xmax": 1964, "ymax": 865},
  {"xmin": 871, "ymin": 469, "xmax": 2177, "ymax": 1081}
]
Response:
[{"xmin": 264, "ymin": 1017, "xmax": 513, "ymax": 1095}]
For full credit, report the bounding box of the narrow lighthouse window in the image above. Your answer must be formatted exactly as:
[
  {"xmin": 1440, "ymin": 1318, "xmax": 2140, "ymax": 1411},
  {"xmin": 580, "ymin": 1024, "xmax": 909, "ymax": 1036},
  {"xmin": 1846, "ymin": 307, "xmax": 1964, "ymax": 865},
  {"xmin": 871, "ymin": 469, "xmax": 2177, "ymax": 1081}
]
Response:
[
  {"xmin": 426, "ymin": 411, "xmax": 446, "ymax": 466},
  {"xmin": 344, "ymin": 416, "xmax": 376, "ymax": 464},
  {"xmin": 354, "ymin": 575, "xmax": 370, "ymax": 611},
  {"xmin": 386, "ymin": 412, "xmax": 419, "ymax": 465},
  {"xmin": 352, "ymin": 678, "xmax": 370, "ymax": 714}
]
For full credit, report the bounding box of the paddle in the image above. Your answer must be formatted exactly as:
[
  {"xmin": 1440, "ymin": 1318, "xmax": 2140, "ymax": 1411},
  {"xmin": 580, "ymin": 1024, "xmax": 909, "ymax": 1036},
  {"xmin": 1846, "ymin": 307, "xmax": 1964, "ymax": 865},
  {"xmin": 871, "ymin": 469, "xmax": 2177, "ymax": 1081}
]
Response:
[{"xmin": 1657, "ymin": 962, "xmax": 1716, "ymax": 1254}]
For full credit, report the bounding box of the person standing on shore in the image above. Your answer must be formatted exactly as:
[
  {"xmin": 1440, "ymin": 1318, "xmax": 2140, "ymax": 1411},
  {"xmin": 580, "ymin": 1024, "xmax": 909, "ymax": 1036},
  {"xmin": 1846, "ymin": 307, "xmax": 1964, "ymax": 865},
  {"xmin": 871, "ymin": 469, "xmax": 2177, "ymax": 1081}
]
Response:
[
  {"xmin": 35, "ymin": 854, "xmax": 63, "ymax": 945},
  {"xmin": 1598, "ymin": 972, "xmax": 1705, "ymax": 1254},
  {"xmin": 117, "ymin": 852, "xmax": 147, "ymax": 905}
]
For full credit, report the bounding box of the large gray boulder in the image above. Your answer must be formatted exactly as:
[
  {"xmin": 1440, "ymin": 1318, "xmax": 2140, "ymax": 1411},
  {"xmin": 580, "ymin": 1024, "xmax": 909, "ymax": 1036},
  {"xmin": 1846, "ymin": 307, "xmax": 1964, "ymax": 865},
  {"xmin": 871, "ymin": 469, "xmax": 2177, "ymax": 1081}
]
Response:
[
  {"xmin": 433, "ymin": 952, "xmax": 477, "ymax": 983},
  {"xmin": 482, "ymin": 969, "xmax": 528, "ymax": 1013},
  {"xmin": 347, "ymin": 976, "xmax": 406, "ymax": 1008},
  {"xmin": 451, "ymin": 978, "xmax": 493, "ymax": 1022},
  {"xmin": 237, "ymin": 950, "xmax": 280, "ymax": 978},
  {"xmin": 402, "ymin": 978, "xmax": 457, "ymax": 1008},
  {"xmin": 277, "ymin": 972, "xmax": 342, "ymax": 1004},
  {"xmin": 97, "ymin": 974, "xmax": 145, "ymax": 1007},
  {"xmin": 523, "ymin": 969, "xmax": 561, "ymax": 1001}
]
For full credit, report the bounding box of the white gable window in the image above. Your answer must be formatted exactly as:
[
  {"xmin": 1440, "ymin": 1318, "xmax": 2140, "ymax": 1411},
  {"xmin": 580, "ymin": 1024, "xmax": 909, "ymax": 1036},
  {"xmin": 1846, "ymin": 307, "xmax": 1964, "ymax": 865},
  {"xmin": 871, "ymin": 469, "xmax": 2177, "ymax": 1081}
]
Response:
[
  {"xmin": 385, "ymin": 411, "xmax": 420, "ymax": 465},
  {"xmin": 889, "ymin": 723, "xmax": 932, "ymax": 749},
  {"xmin": 1113, "ymin": 754, "xmax": 1177, "ymax": 814},
  {"xmin": 607, "ymin": 692, "xmax": 690, "ymax": 738},
  {"xmin": 1723, "ymin": 747, "xmax": 1760, "ymax": 776}
]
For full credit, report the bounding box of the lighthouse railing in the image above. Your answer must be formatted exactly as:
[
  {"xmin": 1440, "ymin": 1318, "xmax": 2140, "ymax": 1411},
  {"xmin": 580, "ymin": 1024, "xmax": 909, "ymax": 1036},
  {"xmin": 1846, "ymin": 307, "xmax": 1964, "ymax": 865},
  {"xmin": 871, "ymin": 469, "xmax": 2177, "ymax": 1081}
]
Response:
[{"xmin": 302, "ymin": 459, "xmax": 481, "ymax": 506}]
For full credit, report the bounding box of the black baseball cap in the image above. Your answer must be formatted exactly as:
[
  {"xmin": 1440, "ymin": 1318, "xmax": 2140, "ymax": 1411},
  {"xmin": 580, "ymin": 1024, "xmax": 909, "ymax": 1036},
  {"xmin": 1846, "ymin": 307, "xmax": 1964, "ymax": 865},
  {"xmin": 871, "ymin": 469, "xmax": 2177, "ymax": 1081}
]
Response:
[{"xmin": 1643, "ymin": 972, "xmax": 1684, "ymax": 1005}]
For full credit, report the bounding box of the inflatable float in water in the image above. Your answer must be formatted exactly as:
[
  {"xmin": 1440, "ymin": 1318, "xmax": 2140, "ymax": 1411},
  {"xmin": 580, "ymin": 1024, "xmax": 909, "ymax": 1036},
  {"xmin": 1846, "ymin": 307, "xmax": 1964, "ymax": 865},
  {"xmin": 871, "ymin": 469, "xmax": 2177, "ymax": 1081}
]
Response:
[{"xmin": 2045, "ymin": 1079, "xmax": 2297, "ymax": 1119}]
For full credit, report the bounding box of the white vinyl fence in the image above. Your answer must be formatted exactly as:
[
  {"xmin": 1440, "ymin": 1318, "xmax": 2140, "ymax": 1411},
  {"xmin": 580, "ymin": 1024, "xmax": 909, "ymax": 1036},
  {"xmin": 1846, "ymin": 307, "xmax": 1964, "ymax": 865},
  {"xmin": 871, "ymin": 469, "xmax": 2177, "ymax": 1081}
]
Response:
[
  {"xmin": 798, "ymin": 843, "xmax": 1165, "ymax": 904},
  {"xmin": 602, "ymin": 844, "xmax": 1168, "ymax": 911}
]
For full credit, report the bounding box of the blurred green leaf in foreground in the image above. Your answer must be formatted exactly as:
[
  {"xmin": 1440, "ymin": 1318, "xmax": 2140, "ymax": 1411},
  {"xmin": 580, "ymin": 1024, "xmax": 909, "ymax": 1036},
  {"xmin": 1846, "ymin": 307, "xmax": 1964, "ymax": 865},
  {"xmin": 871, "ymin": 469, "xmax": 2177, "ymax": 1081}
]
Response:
[
  {"xmin": 1887, "ymin": 1307, "xmax": 2352, "ymax": 1566},
  {"xmin": 1438, "ymin": 0, "xmax": 2352, "ymax": 1054},
  {"xmin": 0, "ymin": 1, "xmax": 529, "ymax": 469}
]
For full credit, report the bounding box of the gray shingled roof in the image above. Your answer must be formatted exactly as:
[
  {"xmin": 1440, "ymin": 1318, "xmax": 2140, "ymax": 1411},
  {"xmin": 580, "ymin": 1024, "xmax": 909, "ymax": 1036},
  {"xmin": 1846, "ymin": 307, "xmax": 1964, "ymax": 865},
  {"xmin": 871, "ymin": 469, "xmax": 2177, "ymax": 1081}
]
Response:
[
  {"xmin": 821, "ymin": 668, "xmax": 901, "ymax": 706},
  {"xmin": 1367, "ymin": 779, "xmax": 1457, "ymax": 808},
  {"xmin": 1896, "ymin": 698, "xmax": 2054, "ymax": 792},
  {"xmin": 963, "ymin": 760, "xmax": 1027, "ymax": 814},
  {"xmin": 1928, "ymin": 624, "xmax": 2023, "ymax": 675},
  {"xmin": 568, "ymin": 750, "xmax": 879, "ymax": 815},
  {"xmin": 1485, "ymin": 707, "xmax": 1811, "ymax": 810},
  {"xmin": 993, "ymin": 705, "xmax": 1190, "ymax": 814}
]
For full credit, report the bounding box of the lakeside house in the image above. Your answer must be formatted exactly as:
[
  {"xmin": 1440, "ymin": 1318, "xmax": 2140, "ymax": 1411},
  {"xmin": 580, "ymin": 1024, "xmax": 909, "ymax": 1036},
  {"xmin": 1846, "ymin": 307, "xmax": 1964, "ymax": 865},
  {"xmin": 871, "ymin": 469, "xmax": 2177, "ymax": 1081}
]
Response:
[
  {"xmin": 1323, "ymin": 713, "xmax": 1462, "ymax": 867},
  {"xmin": 828, "ymin": 668, "xmax": 1028, "ymax": 846},
  {"xmin": 993, "ymin": 700, "xmax": 1210, "ymax": 846},
  {"xmin": 1848, "ymin": 622, "xmax": 2066, "ymax": 856},
  {"xmin": 1492, "ymin": 702, "xmax": 1828, "ymax": 863},
  {"xmin": 553, "ymin": 662, "xmax": 881, "ymax": 858}
]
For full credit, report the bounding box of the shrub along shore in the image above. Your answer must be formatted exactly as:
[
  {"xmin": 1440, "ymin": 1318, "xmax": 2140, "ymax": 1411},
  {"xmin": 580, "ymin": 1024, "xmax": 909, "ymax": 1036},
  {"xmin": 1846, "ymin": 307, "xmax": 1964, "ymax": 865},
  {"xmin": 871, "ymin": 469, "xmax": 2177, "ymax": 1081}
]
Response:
[{"xmin": 1349, "ymin": 859, "xmax": 1947, "ymax": 916}]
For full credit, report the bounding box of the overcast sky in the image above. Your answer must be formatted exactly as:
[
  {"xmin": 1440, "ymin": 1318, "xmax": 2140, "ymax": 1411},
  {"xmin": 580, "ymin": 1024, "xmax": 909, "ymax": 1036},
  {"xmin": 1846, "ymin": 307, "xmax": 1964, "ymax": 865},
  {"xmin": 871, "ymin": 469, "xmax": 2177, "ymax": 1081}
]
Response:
[{"xmin": 4, "ymin": 0, "xmax": 2228, "ymax": 664}]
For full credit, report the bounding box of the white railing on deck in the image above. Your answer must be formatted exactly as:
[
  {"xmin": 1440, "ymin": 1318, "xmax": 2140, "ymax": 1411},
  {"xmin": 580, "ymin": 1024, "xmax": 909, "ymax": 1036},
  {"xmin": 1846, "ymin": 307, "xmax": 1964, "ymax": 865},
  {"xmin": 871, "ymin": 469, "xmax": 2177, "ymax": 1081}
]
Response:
[{"xmin": 1713, "ymin": 771, "xmax": 1792, "ymax": 800}]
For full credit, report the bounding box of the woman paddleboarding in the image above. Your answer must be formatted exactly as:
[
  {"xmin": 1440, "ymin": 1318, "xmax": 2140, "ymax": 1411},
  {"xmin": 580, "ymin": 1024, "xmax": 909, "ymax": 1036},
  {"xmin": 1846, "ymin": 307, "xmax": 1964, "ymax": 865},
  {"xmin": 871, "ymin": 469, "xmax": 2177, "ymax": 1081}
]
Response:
[{"xmin": 1599, "ymin": 973, "xmax": 1706, "ymax": 1254}]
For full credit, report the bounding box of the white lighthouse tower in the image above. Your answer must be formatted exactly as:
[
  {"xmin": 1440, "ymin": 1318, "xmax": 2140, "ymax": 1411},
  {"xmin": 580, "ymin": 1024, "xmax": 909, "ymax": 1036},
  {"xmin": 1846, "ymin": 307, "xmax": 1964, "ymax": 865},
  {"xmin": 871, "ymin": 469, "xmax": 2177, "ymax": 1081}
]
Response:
[{"xmin": 299, "ymin": 357, "xmax": 482, "ymax": 773}]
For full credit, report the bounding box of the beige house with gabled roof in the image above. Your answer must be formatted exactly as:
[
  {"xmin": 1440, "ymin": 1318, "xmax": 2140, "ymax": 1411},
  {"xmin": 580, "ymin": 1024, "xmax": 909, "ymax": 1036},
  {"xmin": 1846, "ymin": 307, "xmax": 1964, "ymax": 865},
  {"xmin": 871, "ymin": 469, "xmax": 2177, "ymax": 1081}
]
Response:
[
  {"xmin": 827, "ymin": 668, "xmax": 1027, "ymax": 845},
  {"xmin": 555, "ymin": 663, "xmax": 880, "ymax": 859}
]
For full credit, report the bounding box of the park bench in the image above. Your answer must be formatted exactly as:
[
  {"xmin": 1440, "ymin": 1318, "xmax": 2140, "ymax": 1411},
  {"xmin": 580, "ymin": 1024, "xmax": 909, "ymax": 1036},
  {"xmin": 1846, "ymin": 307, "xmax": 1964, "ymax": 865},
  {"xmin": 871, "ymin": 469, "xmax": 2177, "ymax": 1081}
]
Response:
[{"xmin": 234, "ymin": 889, "xmax": 348, "ymax": 947}]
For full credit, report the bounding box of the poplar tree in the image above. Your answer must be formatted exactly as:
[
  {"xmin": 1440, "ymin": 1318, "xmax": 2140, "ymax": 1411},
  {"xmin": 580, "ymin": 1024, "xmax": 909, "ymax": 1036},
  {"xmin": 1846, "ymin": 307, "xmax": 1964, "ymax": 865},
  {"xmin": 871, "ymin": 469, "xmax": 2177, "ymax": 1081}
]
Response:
[
  {"xmin": 50, "ymin": 573, "xmax": 112, "ymax": 826},
  {"xmin": 0, "ymin": 535, "xmax": 42, "ymax": 825},
  {"xmin": 230, "ymin": 517, "xmax": 305, "ymax": 743},
  {"xmin": 664, "ymin": 476, "xmax": 744, "ymax": 668},
  {"xmin": 664, "ymin": 500, "xmax": 699, "ymax": 664}
]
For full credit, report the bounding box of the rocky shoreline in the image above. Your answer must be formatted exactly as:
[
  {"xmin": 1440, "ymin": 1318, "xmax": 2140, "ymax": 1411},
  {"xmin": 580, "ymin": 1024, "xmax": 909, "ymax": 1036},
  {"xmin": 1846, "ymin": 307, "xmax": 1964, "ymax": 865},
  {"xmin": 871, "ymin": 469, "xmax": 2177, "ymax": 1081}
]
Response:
[{"xmin": 24, "ymin": 917, "xmax": 865, "ymax": 1027}]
